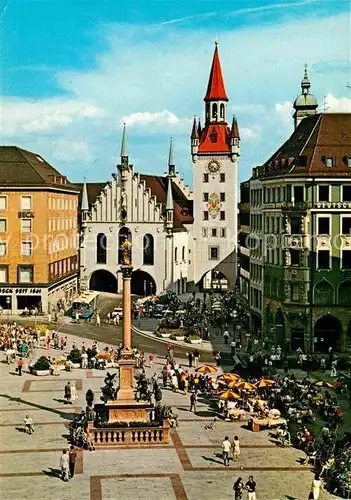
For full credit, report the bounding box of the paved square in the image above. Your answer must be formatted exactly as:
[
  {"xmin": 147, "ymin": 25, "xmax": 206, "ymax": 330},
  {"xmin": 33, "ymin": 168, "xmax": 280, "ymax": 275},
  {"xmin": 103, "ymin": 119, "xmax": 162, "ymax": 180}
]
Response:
[{"xmin": 0, "ymin": 333, "xmax": 340, "ymax": 499}]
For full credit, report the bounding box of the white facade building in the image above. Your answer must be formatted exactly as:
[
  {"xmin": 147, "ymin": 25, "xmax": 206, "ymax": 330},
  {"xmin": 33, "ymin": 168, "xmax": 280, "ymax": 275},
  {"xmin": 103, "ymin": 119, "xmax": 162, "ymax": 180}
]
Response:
[{"xmin": 79, "ymin": 45, "xmax": 239, "ymax": 295}]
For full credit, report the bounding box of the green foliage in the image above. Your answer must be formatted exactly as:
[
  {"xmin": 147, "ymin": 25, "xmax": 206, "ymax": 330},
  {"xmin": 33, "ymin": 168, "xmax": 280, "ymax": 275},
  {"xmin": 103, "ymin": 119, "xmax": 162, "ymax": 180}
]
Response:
[
  {"xmin": 33, "ymin": 356, "xmax": 50, "ymax": 371},
  {"xmin": 67, "ymin": 348, "xmax": 82, "ymax": 364}
]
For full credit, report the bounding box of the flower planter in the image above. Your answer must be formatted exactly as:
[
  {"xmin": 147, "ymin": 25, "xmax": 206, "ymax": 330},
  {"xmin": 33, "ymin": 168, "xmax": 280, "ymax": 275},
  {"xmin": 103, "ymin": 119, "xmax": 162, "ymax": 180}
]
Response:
[
  {"xmin": 159, "ymin": 333, "xmax": 171, "ymax": 339},
  {"xmin": 188, "ymin": 339, "xmax": 202, "ymax": 344},
  {"xmin": 175, "ymin": 336, "xmax": 185, "ymax": 341},
  {"xmin": 33, "ymin": 369, "xmax": 51, "ymax": 376}
]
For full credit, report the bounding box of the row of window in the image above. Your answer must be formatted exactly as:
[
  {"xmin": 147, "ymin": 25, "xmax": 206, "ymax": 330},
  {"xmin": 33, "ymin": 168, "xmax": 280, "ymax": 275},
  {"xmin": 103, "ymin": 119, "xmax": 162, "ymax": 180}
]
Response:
[
  {"xmin": 48, "ymin": 217, "xmax": 77, "ymax": 232},
  {"xmin": 262, "ymin": 184, "xmax": 351, "ymax": 205},
  {"xmin": 0, "ymin": 235, "xmax": 77, "ymax": 257},
  {"xmin": 263, "ymin": 214, "xmax": 351, "ymax": 236},
  {"xmin": 49, "ymin": 235, "xmax": 77, "ymax": 254},
  {"xmin": 0, "ymin": 195, "xmax": 77, "ymax": 211},
  {"xmin": 203, "ymin": 211, "xmax": 226, "ymax": 221},
  {"xmin": 0, "ymin": 241, "xmax": 33, "ymax": 257},
  {"xmin": 203, "ymin": 192, "xmax": 226, "ymax": 202},
  {"xmin": 0, "ymin": 196, "xmax": 32, "ymax": 211},
  {"xmin": 250, "ymin": 287, "xmax": 262, "ymax": 310},
  {"xmin": 202, "ymin": 227, "xmax": 226, "ymax": 238},
  {"xmin": 49, "ymin": 256, "xmax": 78, "ymax": 281},
  {"xmin": 0, "ymin": 218, "xmax": 32, "ymax": 233},
  {"xmin": 203, "ymin": 173, "xmax": 226, "ymax": 183},
  {"xmin": 0, "ymin": 265, "xmax": 34, "ymax": 284}
]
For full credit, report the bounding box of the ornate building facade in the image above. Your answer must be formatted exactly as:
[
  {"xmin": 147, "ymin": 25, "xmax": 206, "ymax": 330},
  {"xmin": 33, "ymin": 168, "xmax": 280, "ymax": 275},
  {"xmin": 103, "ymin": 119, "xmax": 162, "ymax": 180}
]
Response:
[{"xmin": 78, "ymin": 44, "xmax": 239, "ymax": 296}]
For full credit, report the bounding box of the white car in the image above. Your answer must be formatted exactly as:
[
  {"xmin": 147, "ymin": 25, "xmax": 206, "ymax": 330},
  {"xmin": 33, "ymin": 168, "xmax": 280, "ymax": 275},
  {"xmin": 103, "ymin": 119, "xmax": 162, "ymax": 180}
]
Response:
[{"xmin": 111, "ymin": 307, "xmax": 123, "ymax": 318}]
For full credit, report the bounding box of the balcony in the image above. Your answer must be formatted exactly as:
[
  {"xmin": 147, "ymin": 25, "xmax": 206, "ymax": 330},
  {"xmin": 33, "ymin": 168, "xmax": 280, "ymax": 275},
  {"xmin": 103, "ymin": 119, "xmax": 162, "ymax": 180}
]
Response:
[{"xmin": 282, "ymin": 234, "xmax": 309, "ymax": 249}]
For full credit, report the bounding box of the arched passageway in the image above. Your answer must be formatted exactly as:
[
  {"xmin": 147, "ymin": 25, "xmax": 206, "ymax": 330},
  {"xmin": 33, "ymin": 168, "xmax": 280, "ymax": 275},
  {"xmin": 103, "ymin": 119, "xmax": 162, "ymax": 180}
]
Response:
[
  {"xmin": 131, "ymin": 270, "xmax": 156, "ymax": 296},
  {"xmin": 314, "ymin": 315, "xmax": 342, "ymax": 352},
  {"xmin": 90, "ymin": 270, "xmax": 117, "ymax": 293}
]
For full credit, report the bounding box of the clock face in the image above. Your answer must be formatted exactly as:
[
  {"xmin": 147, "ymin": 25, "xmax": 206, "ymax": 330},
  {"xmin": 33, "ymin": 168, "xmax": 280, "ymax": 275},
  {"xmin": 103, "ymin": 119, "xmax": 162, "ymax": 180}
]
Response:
[{"xmin": 207, "ymin": 159, "xmax": 221, "ymax": 173}]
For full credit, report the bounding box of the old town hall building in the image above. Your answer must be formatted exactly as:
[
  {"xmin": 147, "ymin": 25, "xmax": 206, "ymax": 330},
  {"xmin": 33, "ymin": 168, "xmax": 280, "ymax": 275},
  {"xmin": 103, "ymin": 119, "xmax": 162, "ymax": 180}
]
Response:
[{"xmin": 78, "ymin": 44, "xmax": 239, "ymax": 296}]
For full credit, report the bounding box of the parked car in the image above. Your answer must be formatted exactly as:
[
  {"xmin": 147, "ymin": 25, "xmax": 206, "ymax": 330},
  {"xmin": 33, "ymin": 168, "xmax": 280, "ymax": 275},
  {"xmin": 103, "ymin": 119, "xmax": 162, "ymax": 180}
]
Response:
[{"xmin": 111, "ymin": 307, "xmax": 123, "ymax": 318}]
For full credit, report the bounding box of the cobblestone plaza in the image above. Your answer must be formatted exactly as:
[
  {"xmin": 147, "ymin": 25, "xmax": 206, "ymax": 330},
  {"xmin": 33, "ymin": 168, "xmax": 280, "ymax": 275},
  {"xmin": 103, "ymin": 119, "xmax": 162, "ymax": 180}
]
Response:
[{"xmin": 0, "ymin": 335, "xmax": 339, "ymax": 500}]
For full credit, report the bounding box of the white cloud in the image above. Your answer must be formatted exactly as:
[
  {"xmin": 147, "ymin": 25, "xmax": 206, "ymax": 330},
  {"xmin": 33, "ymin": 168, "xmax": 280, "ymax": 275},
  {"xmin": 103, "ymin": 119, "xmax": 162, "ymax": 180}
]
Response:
[
  {"xmin": 240, "ymin": 125, "xmax": 262, "ymax": 141},
  {"xmin": 1, "ymin": 98, "xmax": 104, "ymax": 136},
  {"xmin": 52, "ymin": 139, "xmax": 93, "ymax": 163},
  {"xmin": 275, "ymin": 101, "xmax": 293, "ymax": 125},
  {"xmin": 325, "ymin": 93, "xmax": 351, "ymax": 112},
  {"xmin": 121, "ymin": 110, "xmax": 187, "ymax": 128}
]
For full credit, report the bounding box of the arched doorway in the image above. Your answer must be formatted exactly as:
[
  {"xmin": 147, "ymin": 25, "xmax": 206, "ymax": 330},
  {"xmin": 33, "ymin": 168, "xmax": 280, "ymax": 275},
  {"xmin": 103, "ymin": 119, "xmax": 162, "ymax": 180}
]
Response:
[
  {"xmin": 314, "ymin": 315, "xmax": 342, "ymax": 352},
  {"xmin": 90, "ymin": 270, "xmax": 117, "ymax": 293},
  {"xmin": 131, "ymin": 270, "xmax": 156, "ymax": 296}
]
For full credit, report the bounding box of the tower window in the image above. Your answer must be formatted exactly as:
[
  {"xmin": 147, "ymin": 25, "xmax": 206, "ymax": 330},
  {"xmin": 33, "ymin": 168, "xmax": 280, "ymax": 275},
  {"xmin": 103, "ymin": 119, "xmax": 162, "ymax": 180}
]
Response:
[
  {"xmin": 203, "ymin": 173, "xmax": 209, "ymax": 183},
  {"xmin": 220, "ymin": 228, "xmax": 226, "ymax": 237},
  {"xmin": 211, "ymin": 228, "xmax": 217, "ymax": 237},
  {"xmin": 325, "ymin": 157, "xmax": 333, "ymax": 168},
  {"xmin": 209, "ymin": 246, "xmax": 219, "ymax": 260},
  {"xmin": 220, "ymin": 192, "xmax": 225, "ymax": 202},
  {"xmin": 210, "ymin": 132, "xmax": 217, "ymax": 143},
  {"xmin": 220, "ymin": 103, "xmax": 225, "ymax": 119},
  {"xmin": 203, "ymin": 193, "xmax": 209, "ymax": 202},
  {"xmin": 220, "ymin": 211, "xmax": 225, "ymax": 220},
  {"xmin": 220, "ymin": 173, "xmax": 225, "ymax": 183},
  {"xmin": 203, "ymin": 211, "xmax": 209, "ymax": 220},
  {"xmin": 212, "ymin": 103, "xmax": 218, "ymax": 120}
]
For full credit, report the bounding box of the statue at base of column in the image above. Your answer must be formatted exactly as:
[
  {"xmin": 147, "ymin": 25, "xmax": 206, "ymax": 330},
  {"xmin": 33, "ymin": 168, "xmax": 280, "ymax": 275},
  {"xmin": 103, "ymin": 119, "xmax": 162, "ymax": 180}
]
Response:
[{"xmin": 121, "ymin": 239, "xmax": 132, "ymax": 265}]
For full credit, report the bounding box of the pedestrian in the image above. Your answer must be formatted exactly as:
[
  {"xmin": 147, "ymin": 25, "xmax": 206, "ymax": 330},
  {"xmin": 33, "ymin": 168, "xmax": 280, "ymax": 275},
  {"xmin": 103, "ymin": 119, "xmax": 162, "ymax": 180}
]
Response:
[
  {"xmin": 96, "ymin": 313, "xmax": 101, "ymax": 328},
  {"xmin": 149, "ymin": 353, "xmax": 154, "ymax": 369},
  {"xmin": 17, "ymin": 357, "xmax": 24, "ymax": 376},
  {"xmin": 245, "ymin": 475, "xmax": 257, "ymax": 500},
  {"xmin": 330, "ymin": 360, "xmax": 337, "ymax": 377},
  {"xmin": 48, "ymin": 312, "xmax": 52, "ymax": 324},
  {"xmin": 190, "ymin": 392, "xmax": 197, "ymax": 413},
  {"xmin": 116, "ymin": 313, "xmax": 120, "ymax": 325},
  {"xmin": 70, "ymin": 380, "xmax": 78, "ymax": 402},
  {"xmin": 23, "ymin": 414, "xmax": 34, "ymax": 434},
  {"xmin": 187, "ymin": 351, "xmax": 193, "ymax": 368},
  {"xmin": 214, "ymin": 350, "xmax": 221, "ymax": 367},
  {"xmin": 69, "ymin": 445, "xmax": 77, "ymax": 479},
  {"xmin": 162, "ymin": 365, "xmax": 168, "ymax": 388},
  {"xmin": 222, "ymin": 436, "xmax": 231, "ymax": 466},
  {"xmin": 60, "ymin": 449, "xmax": 70, "ymax": 481},
  {"xmin": 224, "ymin": 329, "xmax": 229, "ymax": 344},
  {"xmin": 64, "ymin": 381, "xmax": 72, "ymax": 404},
  {"xmin": 309, "ymin": 473, "xmax": 323, "ymax": 499},
  {"xmin": 81, "ymin": 351, "xmax": 88, "ymax": 369},
  {"xmin": 230, "ymin": 340, "xmax": 236, "ymax": 356},
  {"xmin": 232, "ymin": 435, "xmax": 240, "ymax": 461},
  {"xmin": 193, "ymin": 349, "xmax": 200, "ymax": 368},
  {"xmin": 233, "ymin": 477, "xmax": 244, "ymax": 500}
]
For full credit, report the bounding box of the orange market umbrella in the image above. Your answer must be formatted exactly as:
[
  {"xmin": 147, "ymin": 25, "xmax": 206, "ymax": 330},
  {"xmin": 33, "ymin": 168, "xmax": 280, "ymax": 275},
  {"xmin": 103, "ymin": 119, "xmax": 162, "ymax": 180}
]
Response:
[
  {"xmin": 196, "ymin": 365, "xmax": 217, "ymax": 374},
  {"xmin": 219, "ymin": 390, "xmax": 241, "ymax": 401},
  {"xmin": 227, "ymin": 380, "xmax": 243, "ymax": 388},
  {"xmin": 314, "ymin": 380, "xmax": 334, "ymax": 389},
  {"xmin": 235, "ymin": 381, "xmax": 256, "ymax": 391},
  {"xmin": 255, "ymin": 379, "xmax": 276, "ymax": 388},
  {"xmin": 217, "ymin": 373, "xmax": 240, "ymax": 383}
]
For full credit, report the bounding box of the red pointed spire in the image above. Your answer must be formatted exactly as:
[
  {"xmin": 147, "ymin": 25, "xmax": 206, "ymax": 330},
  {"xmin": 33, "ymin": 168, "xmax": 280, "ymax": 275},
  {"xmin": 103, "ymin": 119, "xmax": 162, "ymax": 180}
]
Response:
[
  {"xmin": 204, "ymin": 43, "xmax": 228, "ymax": 102},
  {"xmin": 231, "ymin": 116, "xmax": 240, "ymax": 139}
]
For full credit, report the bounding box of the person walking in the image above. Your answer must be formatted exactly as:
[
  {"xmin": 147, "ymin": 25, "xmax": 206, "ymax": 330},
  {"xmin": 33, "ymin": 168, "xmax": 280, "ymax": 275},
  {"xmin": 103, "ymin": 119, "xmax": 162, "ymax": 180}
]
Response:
[
  {"xmin": 70, "ymin": 381, "xmax": 78, "ymax": 403},
  {"xmin": 64, "ymin": 382, "xmax": 72, "ymax": 404},
  {"xmin": 188, "ymin": 351, "xmax": 194, "ymax": 368},
  {"xmin": 330, "ymin": 360, "xmax": 337, "ymax": 377},
  {"xmin": 224, "ymin": 329, "xmax": 229, "ymax": 344},
  {"xmin": 245, "ymin": 476, "xmax": 257, "ymax": 500},
  {"xmin": 190, "ymin": 392, "xmax": 197, "ymax": 413},
  {"xmin": 60, "ymin": 449, "xmax": 70, "ymax": 482},
  {"xmin": 193, "ymin": 349, "xmax": 200, "ymax": 368},
  {"xmin": 309, "ymin": 474, "xmax": 323, "ymax": 499},
  {"xmin": 222, "ymin": 436, "xmax": 231, "ymax": 466},
  {"xmin": 68, "ymin": 445, "xmax": 77, "ymax": 479},
  {"xmin": 23, "ymin": 414, "xmax": 34, "ymax": 434},
  {"xmin": 233, "ymin": 477, "xmax": 244, "ymax": 500},
  {"xmin": 232, "ymin": 435, "xmax": 240, "ymax": 461},
  {"xmin": 17, "ymin": 357, "xmax": 24, "ymax": 376},
  {"xmin": 96, "ymin": 313, "xmax": 101, "ymax": 328}
]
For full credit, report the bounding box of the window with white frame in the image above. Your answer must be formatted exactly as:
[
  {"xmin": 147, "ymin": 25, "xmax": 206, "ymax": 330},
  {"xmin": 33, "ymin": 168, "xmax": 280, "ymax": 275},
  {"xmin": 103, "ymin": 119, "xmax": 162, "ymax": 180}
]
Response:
[
  {"xmin": 0, "ymin": 196, "xmax": 7, "ymax": 210},
  {"xmin": 21, "ymin": 196, "xmax": 32, "ymax": 210},
  {"xmin": 0, "ymin": 242, "xmax": 6, "ymax": 256},
  {"xmin": 18, "ymin": 265, "xmax": 33, "ymax": 283},
  {"xmin": 342, "ymin": 217, "xmax": 351, "ymax": 235},
  {"xmin": 21, "ymin": 219, "xmax": 32, "ymax": 233},
  {"xmin": 317, "ymin": 250, "xmax": 330, "ymax": 269},
  {"xmin": 318, "ymin": 185, "xmax": 330, "ymax": 202},
  {"xmin": 342, "ymin": 186, "xmax": 351, "ymax": 202},
  {"xmin": 0, "ymin": 219, "xmax": 6, "ymax": 232},
  {"xmin": 21, "ymin": 241, "xmax": 32, "ymax": 256},
  {"xmin": 0, "ymin": 266, "xmax": 8, "ymax": 283},
  {"xmin": 325, "ymin": 157, "xmax": 333, "ymax": 168}
]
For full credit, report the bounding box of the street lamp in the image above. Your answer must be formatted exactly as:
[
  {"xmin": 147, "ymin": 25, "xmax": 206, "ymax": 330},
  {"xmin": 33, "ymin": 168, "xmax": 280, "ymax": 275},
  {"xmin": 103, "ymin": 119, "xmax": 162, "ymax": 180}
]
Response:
[{"xmin": 6, "ymin": 296, "xmax": 11, "ymax": 323}]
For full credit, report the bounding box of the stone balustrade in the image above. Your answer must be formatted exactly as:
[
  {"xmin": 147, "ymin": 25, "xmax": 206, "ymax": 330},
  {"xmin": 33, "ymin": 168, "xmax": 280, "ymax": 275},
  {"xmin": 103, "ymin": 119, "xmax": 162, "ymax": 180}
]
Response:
[{"xmin": 88, "ymin": 421, "xmax": 169, "ymax": 446}]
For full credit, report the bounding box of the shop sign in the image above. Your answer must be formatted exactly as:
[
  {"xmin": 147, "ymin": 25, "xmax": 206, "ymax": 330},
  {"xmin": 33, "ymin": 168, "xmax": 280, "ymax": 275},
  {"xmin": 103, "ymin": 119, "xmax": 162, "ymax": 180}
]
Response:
[
  {"xmin": 18, "ymin": 211, "xmax": 35, "ymax": 218},
  {"xmin": 0, "ymin": 288, "xmax": 41, "ymax": 295}
]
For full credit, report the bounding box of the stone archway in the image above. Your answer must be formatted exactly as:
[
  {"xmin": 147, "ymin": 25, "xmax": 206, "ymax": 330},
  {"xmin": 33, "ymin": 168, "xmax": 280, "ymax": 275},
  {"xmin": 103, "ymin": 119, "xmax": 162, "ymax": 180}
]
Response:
[
  {"xmin": 314, "ymin": 315, "xmax": 342, "ymax": 352},
  {"xmin": 131, "ymin": 270, "xmax": 156, "ymax": 296},
  {"xmin": 90, "ymin": 270, "xmax": 117, "ymax": 293}
]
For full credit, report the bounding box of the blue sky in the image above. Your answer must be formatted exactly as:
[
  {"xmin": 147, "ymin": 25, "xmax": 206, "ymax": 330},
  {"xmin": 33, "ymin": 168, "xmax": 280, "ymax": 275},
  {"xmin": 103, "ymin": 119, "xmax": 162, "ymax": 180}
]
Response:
[{"xmin": 1, "ymin": 0, "xmax": 350, "ymax": 187}]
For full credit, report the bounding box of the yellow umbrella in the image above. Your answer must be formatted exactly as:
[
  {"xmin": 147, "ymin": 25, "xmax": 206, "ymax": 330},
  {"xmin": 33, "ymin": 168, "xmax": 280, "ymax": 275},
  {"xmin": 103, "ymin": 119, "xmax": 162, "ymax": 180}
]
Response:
[
  {"xmin": 235, "ymin": 381, "xmax": 256, "ymax": 391},
  {"xmin": 219, "ymin": 390, "xmax": 241, "ymax": 400},
  {"xmin": 256, "ymin": 379, "xmax": 276, "ymax": 388},
  {"xmin": 314, "ymin": 380, "xmax": 334, "ymax": 389},
  {"xmin": 217, "ymin": 373, "xmax": 240, "ymax": 382},
  {"xmin": 196, "ymin": 365, "xmax": 217, "ymax": 374},
  {"xmin": 227, "ymin": 380, "xmax": 242, "ymax": 388}
]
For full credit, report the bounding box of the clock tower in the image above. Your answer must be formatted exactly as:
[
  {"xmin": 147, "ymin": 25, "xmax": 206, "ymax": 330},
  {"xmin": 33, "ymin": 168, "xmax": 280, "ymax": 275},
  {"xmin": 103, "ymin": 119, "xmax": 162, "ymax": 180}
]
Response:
[{"xmin": 191, "ymin": 43, "xmax": 240, "ymax": 290}]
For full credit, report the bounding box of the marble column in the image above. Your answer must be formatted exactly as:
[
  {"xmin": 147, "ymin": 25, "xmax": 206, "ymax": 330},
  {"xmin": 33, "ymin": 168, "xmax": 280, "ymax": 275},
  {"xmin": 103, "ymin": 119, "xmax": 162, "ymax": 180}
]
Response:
[{"xmin": 119, "ymin": 265, "xmax": 135, "ymax": 401}]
